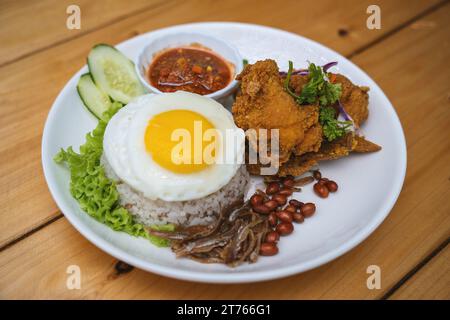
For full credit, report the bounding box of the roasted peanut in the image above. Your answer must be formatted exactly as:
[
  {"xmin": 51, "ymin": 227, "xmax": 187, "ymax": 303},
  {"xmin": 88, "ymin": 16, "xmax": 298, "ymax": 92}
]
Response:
[
  {"xmin": 314, "ymin": 182, "xmax": 329, "ymax": 198},
  {"xmin": 282, "ymin": 176, "xmax": 295, "ymax": 188},
  {"xmin": 266, "ymin": 182, "xmax": 280, "ymax": 195},
  {"xmin": 252, "ymin": 204, "xmax": 271, "ymax": 215},
  {"xmin": 264, "ymin": 199, "xmax": 279, "ymax": 210},
  {"xmin": 326, "ymin": 180, "xmax": 338, "ymax": 192},
  {"xmin": 272, "ymin": 194, "xmax": 287, "ymax": 206},
  {"xmin": 259, "ymin": 242, "xmax": 279, "ymax": 256},
  {"xmin": 301, "ymin": 202, "xmax": 316, "ymax": 217},
  {"xmin": 265, "ymin": 231, "xmax": 280, "ymax": 243},
  {"xmin": 278, "ymin": 187, "xmax": 293, "ymax": 196},
  {"xmin": 276, "ymin": 222, "xmax": 294, "ymax": 236},
  {"xmin": 292, "ymin": 213, "xmax": 305, "ymax": 223},
  {"xmin": 289, "ymin": 199, "xmax": 303, "ymax": 208},
  {"xmin": 276, "ymin": 210, "xmax": 293, "ymax": 223},
  {"xmin": 250, "ymin": 194, "xmax": 264, "ymax": 207},
  {"xmin": 284, "ymin": 204, "xmax": 297, "ymax": 213},
  {"xmin": 268, "ymin": 212, "xmax": 278, "ymax": 226}
]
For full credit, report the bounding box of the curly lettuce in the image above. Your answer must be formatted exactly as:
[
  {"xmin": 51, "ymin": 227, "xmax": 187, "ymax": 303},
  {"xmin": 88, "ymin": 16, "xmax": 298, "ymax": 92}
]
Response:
[{"xmin": 54, "ymin": 102, "xmax": 173, "ymax": 247}]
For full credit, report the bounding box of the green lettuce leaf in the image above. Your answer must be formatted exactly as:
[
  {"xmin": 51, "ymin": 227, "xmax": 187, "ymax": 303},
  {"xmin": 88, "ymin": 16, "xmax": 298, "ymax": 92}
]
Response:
[{"xmin": 54, "ymin": 102, "xmax": 171, "ymax": 247}]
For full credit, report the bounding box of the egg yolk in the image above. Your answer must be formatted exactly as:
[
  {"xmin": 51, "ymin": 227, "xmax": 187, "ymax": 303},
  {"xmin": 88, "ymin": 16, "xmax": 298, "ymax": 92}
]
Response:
[{"xmin": 145, "ymin": 110, "xmax": 217, "ymax": 174}]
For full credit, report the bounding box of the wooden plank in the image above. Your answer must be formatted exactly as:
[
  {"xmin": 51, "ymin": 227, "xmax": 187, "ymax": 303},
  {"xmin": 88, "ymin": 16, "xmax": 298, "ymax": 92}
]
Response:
[
  {"xmin": 104, "ymin": 0, "xmax": 443, "ymax": 57},
  {"xmin": 1, "ymin": 0, "xmax": 439, "ymax": 65},
  {"xmin": 0, "ymin": 0, "xmax": 440, "ymax": 249},
  {"xmin": 389, "ymin": 246, "xmax": 450, "ymax": 300},
  {"xmin": 0, "ymin": 0, "xmax": 168, "ymax": 66},
  {"xmin": 0, "ymin": 3, "xmax": 449, "ymax": 299}
]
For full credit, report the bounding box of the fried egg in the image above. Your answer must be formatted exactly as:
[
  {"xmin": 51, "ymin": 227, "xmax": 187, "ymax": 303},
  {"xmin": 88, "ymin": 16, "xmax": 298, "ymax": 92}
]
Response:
[{"xmin": 103, "ymin": 91, "xmax": 245, "ymax": 201}]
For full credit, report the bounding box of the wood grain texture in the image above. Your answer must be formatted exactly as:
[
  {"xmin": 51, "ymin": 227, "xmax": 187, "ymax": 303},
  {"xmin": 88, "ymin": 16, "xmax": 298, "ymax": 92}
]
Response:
[
  {"xmin": 0, "ymin": 0, "xmax": 441, "ymax": 249},
  {"xmin": 0, "ymin": 2, "xmax": 449, "ymax": 299},
  {"xmin": 0, "ymin": 0, "xmax": 168, "ymax": 66},
  {"xmin": 389, "ymin": 245, "xmax": 450, "ymax": 300},
  {"xmin": 2, "ymin": 0, "xmax": 436, "ymax": 62}
]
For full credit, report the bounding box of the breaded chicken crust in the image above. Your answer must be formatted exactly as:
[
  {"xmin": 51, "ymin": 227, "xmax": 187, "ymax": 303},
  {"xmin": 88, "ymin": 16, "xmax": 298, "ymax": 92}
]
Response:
[
  {"xmin": 233, "ymin": 60, "xmax": 380, "ymax": 177},
  {"xmin": 232, "ymin": 60, "xmax": 322, "ymax": 165},
  {"xmin": 332, "ymin": 73, "xmax": 369, "ymax": 127},
  {"xmin": 247, "ymin": 133, "xmax": 381, "ymax": 177},
  {"xmin": 288, "ymin": 73, "xmax": 370, "ymax": 128}
]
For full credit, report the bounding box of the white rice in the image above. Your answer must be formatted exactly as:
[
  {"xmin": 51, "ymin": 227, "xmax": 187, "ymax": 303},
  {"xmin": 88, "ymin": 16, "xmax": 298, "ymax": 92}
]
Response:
[{"xmin": 101, "ymin": 154, "xmax": 250, "ymax": 226}]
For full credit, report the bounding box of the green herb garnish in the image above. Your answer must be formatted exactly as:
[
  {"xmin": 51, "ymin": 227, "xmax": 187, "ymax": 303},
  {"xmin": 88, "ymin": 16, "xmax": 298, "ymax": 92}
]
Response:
[
  {"xmin": 285, "ymin": 61, "xmax": 342, "ymax": 107},
  {"xmin": 243, "ymin": 59, "xmax": 249, "ymax": 67},
  {"xmin": 284, "ymin": 61, "xmax": 302, "ymax": 100},
  {"xmin": 319, "ymin": 106, "xmax": 352, "ymax": 142},
  {"xmin": 54, "ymin": 102, "xmax": 173, "ymax": 247},
  {"xmin": 284, "ymin": 61, "xmax": 350, "ymax": 141}
]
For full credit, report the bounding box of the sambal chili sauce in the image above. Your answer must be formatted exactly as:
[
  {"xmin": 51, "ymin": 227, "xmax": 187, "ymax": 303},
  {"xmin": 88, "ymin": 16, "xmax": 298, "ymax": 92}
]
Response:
[{"xmin": 148, "ymin": 47, "xmax": 232, "ymax": 95}]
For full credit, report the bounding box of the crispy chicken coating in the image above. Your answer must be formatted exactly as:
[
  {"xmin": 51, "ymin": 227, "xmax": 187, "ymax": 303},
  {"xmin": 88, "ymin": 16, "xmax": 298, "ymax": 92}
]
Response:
[
  {"xmin": 233, "ymin": 60, "xmax": 380, "ymax": 177},
  {"xmin": 247, "ymin": 132, "xmax": 381, "ymax": 176},
  {"xmin": 352, "ymin": 135, "xmax": 382, "ymax": 153},
  {"xmin": 288, "ymin": 73, "xmax": 370, "ymax": 127},
  {"xmin": 333, "ymin": 73, "xmax": 369, "ymax": 127},
  {"xmin": 232, "ymin": 60, "xmax": 322, "ymax": 165}
]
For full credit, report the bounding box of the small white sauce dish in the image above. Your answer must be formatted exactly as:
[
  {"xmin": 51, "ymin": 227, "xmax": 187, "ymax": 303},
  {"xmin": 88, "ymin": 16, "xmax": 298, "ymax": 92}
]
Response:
[{"xmin": 135, "ymin": 33, "xmax": 243, "ymax": 101}]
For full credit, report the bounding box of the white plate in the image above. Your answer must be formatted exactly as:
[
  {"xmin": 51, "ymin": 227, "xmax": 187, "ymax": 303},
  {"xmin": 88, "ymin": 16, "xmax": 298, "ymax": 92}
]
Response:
[{"xmin": 42, "ymin": 22, "xmax": 406, "ymax": 283}]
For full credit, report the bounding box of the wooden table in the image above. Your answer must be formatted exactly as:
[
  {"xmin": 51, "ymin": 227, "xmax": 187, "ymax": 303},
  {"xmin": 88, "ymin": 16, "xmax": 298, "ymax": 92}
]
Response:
[{"xmin": 0, "ymin": 0, "xmax": 449, "ymax": 299}]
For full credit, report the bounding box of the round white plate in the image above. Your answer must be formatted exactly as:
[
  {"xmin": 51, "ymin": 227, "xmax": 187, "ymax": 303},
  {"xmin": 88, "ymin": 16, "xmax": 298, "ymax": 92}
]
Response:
[{"xmin": 42, "ymin": 22, "xmax": 406, "ymax": 283}]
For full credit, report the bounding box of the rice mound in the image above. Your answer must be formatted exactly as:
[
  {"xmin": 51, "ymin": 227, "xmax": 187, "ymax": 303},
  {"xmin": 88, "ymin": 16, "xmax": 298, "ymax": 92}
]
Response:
[{"xmin": 101, "ymin": 154, "xmax": 250, "ymax": 227}]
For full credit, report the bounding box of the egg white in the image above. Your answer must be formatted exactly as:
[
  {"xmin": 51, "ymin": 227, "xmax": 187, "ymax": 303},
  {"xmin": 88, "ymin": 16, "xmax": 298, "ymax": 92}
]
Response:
[{"xmin": 103, "ymin": 92, "xmax": 245, "ymax": 201}]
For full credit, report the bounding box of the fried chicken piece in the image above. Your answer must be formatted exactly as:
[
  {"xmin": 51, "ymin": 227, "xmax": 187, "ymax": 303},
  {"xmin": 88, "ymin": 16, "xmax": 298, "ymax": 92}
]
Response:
[
  {"xmin": 247, "ymin": 132, "xmax": 354, "ymax": 176},
  {"xmin": 235, "ymin": 60, "xmax": 379, "ymax": 177},
  {"xmin": 333, "ymin": 74, "xmax": 369, "ymax": 127},
  {"xmin": 260, "ymin": 158, "xmax": 317, "ymax": 177},
  {"xmin": 294, "ymin": 124, "xmax": 322, "ymax": 155},
  {"xmin": 311, "ymin": 132, "xmax": 356, "ymax": 160},
  {"xmin": 353, "ymin": 135, "xmax": 382, "ymax": 153},
  {"xmin": 247, "ymin": 157, "xmax": 317, "ymax": 177},
  {"xmin": 288, "ymin": 74, "xmax": 309, "ymax": 96},
  {"xmin": 232, "ymin": 60, "xmax": 322, "ymax": 166},
  {"xmin": 248, "ymin": 133, "xmax": 381, "ymax": 177},
  {"xmin": 288, "ymin": 73, "xmax": 370, "ymax": 128}
]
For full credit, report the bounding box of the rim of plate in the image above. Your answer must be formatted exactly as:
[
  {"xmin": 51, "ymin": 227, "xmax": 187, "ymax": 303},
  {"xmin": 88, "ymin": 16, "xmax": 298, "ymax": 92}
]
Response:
[{"xmin": 42, "ymin": 22, "xmax": 407, "ymax": 283}]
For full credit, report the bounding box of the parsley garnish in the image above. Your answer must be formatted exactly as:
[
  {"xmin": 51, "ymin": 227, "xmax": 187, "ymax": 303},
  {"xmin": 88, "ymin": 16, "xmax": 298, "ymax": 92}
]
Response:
[
  {"xmin": 285, "ymin": 61, "xmax": 342, "ymax": 107},
  {"xmin": 319, "ymin": 107, "xmax": 352, "ymax": 141},
  {"xmin": 284, "ymin": 61, "xmax": 350, "ymax": 141},
  {"xmin": 284, "ymin": 61, "xmax": 302, "ymax": 100}
]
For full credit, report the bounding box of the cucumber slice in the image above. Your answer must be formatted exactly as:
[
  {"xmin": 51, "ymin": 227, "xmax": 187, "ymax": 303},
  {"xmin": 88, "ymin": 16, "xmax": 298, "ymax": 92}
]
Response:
[
  {"xmin": 77, "ymin": 73, "xmax": 112, "ymax": 120},
  {"xmin": 88, "ymin": 44, "xmax": 145, "ymax": 104}
]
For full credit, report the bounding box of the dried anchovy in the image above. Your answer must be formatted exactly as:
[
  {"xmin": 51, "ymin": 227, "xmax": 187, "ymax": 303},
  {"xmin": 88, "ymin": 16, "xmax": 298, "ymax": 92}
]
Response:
[
  {"xmin": 263, "ymin": 175, "xmax": 314, "ymax": 187},
  {"xmin": 150, "ymin": 200, "xmax": 271, "ymax": 267},
  {"xmin": 147, "ymin": 200, "xmax": 242, "ymax": 241},
  {"xmin": 263, "ymin": 176, "xmax": 282, "ymax": 184},
  {"xmin": 293, "ymin": 176, "xmax": 315, "ymax": 186}
]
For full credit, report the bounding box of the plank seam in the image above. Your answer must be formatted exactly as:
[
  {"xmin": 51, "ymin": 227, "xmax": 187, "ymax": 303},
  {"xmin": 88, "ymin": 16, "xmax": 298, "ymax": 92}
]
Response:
[
  {"xmin": 1, "ymin": 0, "xmax": 447, "ymax": 69},
  {"xmin": 348, "ymin": 0, "xmax": 449, "ymax": 59},
  {"xmin": 380, "ymin": 236, "xmax": 450, "ymax": 299},
  {"xmin": 0, "ymin": 213, "xmax": 63, "ymax": 252}
]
